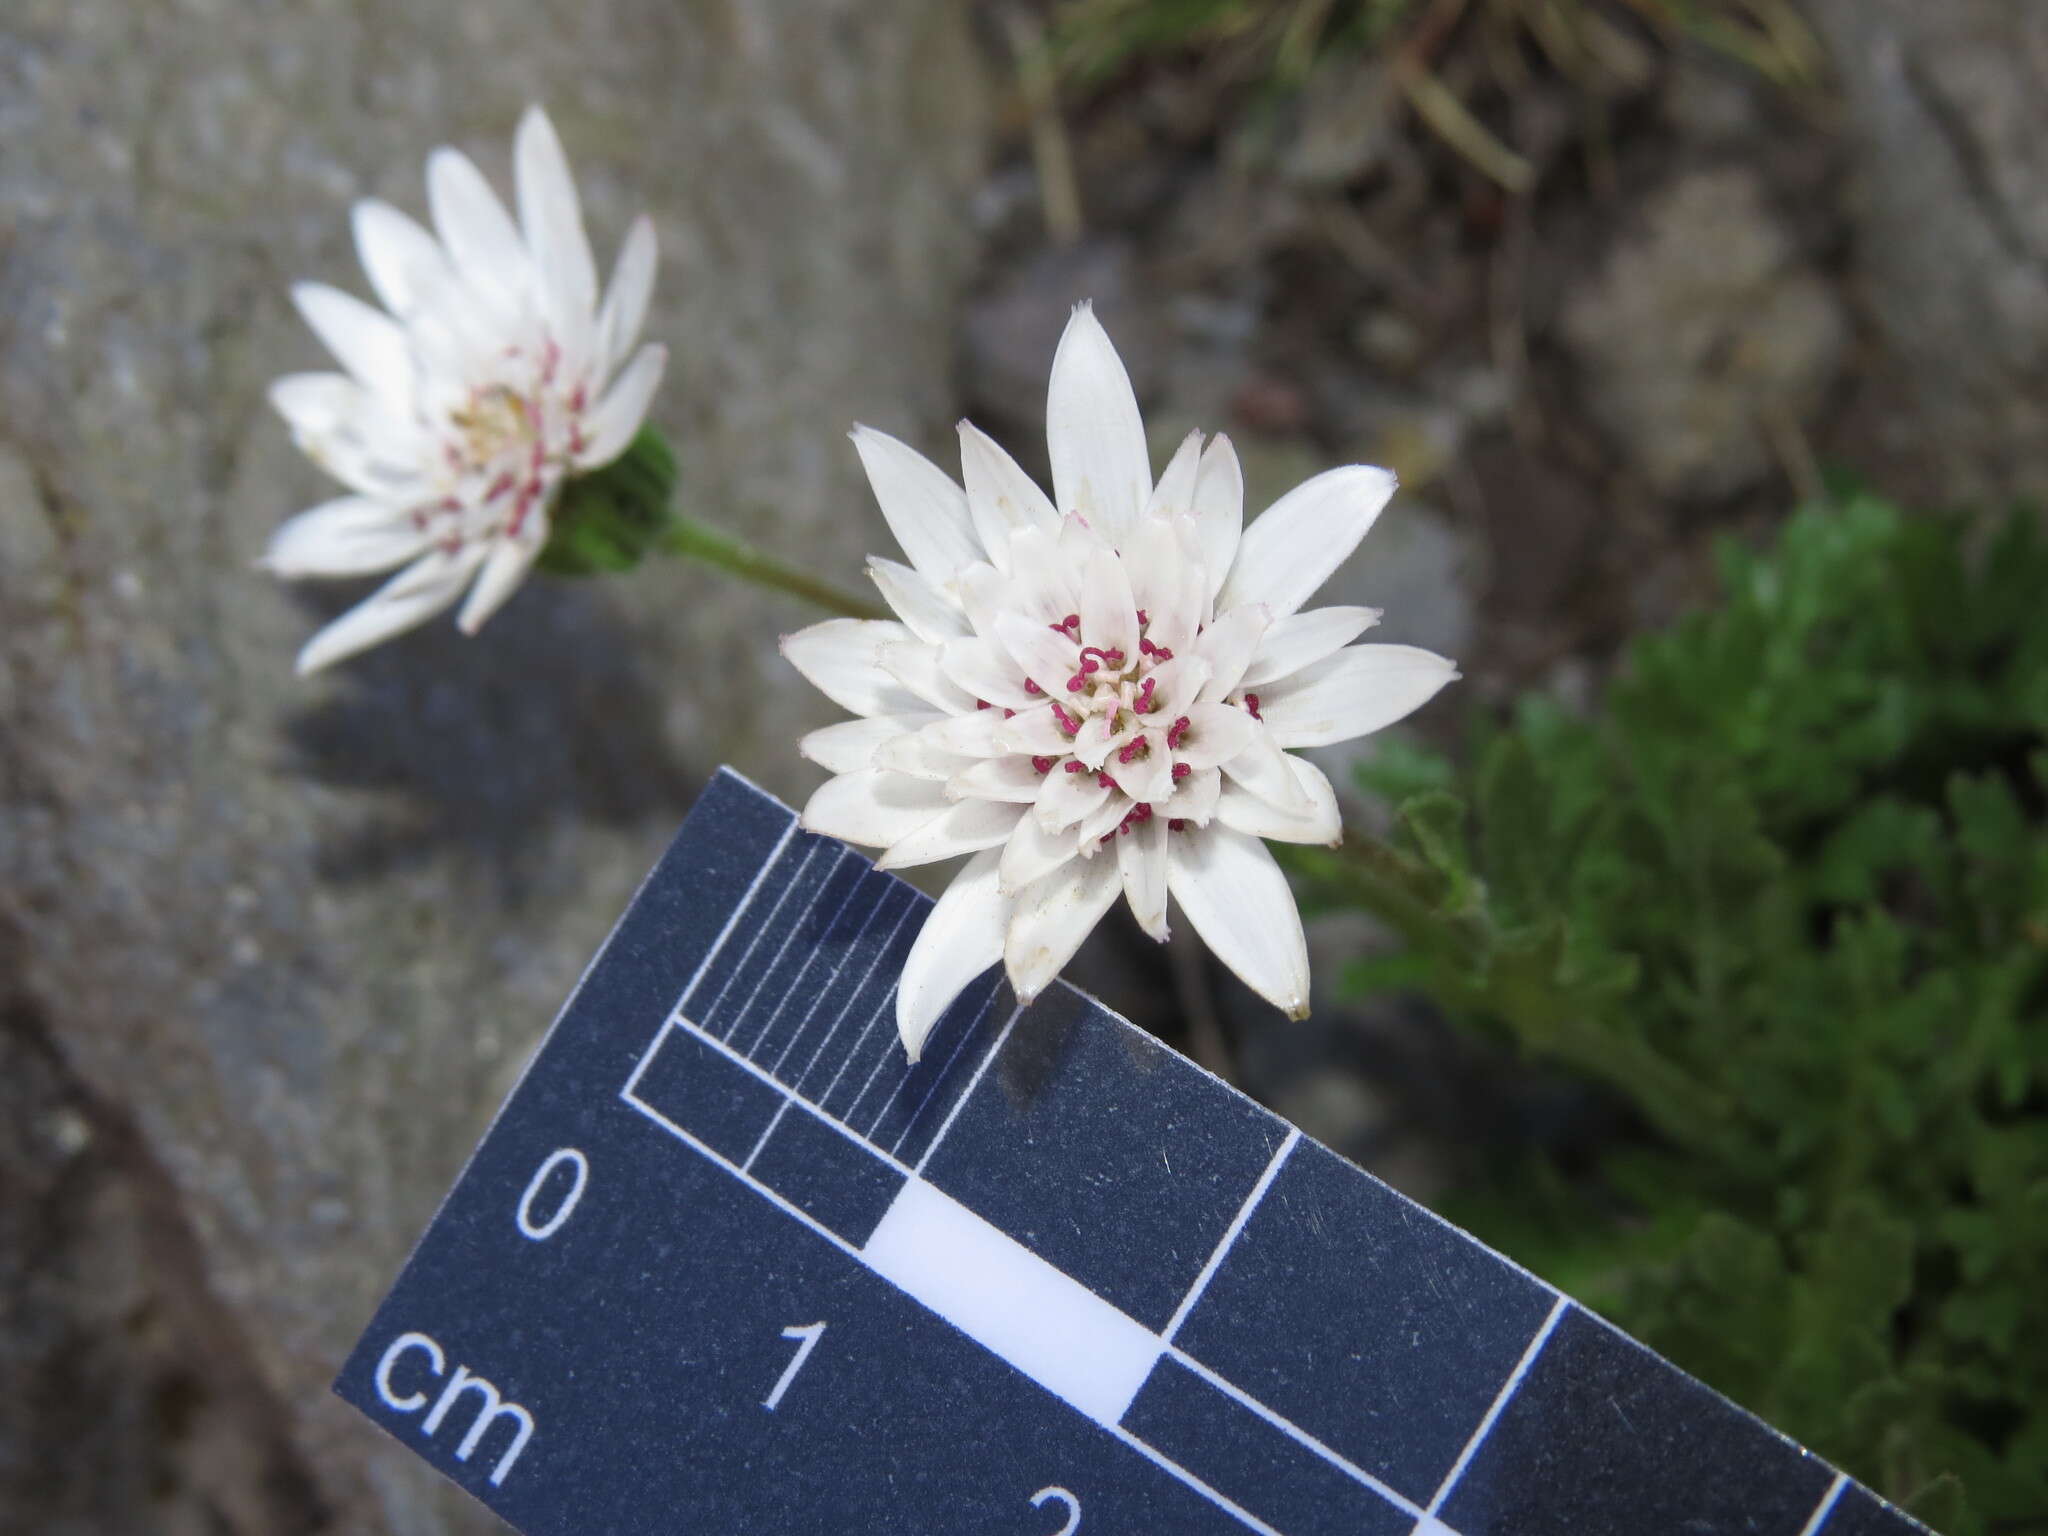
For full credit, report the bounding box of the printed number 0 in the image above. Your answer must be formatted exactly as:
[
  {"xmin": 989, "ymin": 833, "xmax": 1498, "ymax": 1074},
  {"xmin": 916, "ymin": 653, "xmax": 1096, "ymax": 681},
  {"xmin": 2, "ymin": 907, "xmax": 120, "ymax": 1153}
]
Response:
[
  {"xmin": 1031, "ymin": 1486, "xmax": 1081, "ymax": 1534},
  {"xmin": 763, "ymin": 1322, "xmax": 826, "ymax": 1411},
  {"xmin": 515, "ymin": 1148, "xmax": 589, "ymax": 1241}
]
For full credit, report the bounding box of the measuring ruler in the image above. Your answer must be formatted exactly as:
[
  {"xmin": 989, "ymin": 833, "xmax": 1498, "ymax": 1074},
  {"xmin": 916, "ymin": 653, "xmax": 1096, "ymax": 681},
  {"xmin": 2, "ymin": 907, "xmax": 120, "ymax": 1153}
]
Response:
[{"xmin": 337, "ymin": 768, "xmax": 1929, "ymax": 1536}]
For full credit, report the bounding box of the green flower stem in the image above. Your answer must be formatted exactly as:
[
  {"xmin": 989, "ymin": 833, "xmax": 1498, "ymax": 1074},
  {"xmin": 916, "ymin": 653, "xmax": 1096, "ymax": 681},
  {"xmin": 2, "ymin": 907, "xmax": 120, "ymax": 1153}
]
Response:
[{"xmin": 661, "ymin": 516, "xmax": 886, "ymax": 621}]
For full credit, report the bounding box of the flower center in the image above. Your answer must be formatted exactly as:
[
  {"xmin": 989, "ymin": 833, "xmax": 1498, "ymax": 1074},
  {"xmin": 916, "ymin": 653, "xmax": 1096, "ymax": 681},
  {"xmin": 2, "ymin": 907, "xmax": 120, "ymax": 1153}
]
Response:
[{"xmin": 430, "ymin": 340, "xmax": 592, "ymax": 544}]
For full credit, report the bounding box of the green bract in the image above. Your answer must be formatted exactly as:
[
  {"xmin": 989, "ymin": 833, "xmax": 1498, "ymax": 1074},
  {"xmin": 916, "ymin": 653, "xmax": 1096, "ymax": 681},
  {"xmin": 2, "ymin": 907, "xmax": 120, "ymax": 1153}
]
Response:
[
  {"xmin": 1292, "ymin": 495, "xmax": 2048, "ymax": 1535},
  {"xmin": 538, "ymin": 426, "xmax": 680, "ymax": 577}
]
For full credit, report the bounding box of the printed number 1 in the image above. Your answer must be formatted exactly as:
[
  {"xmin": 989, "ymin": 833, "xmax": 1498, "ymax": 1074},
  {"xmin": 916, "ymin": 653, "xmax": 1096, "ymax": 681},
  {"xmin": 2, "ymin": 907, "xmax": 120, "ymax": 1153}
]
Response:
[{"xmin": 763, "ymin": 1322, "xmax": 826, "ymax": 1411}]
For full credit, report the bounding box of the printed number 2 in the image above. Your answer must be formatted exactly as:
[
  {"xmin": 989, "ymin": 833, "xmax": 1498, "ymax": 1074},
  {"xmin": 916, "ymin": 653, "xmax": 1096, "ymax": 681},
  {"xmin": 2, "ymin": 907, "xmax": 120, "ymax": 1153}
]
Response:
[
  {"xmin": 763, "ymin": 1322, "xmax": 826, "ymax": 1411},
  {"xmin": 1031, "ymin": 1486, "xmax": 1081, "ymax": 1534}
]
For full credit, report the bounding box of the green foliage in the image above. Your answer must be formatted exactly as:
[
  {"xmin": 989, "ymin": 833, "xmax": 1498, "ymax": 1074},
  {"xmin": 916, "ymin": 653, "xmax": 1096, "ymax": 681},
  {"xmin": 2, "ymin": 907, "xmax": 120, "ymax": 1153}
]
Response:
[
  {"xmin": 537, "ymin": 427, "xmax": 679, "ymax": 577},
  {"xmin": 1302, "ymin": 497, "xmax": 2048, "ymax": 1532}
]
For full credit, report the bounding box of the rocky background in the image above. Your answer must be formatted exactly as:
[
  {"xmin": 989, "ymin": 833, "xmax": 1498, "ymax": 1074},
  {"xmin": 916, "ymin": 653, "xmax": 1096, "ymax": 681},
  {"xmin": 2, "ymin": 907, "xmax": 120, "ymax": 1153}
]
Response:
[{"xmin": 2, "ymin": 1, "xmax": 2044, "ymax": 1532}]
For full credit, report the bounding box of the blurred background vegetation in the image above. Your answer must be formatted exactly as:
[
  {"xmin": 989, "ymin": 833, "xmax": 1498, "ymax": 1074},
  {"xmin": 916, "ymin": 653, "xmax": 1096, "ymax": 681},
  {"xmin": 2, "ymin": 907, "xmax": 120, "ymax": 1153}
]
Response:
[{"xmin": 3, "ymin": 1, "xmax": 2045, "ymax": 1532}]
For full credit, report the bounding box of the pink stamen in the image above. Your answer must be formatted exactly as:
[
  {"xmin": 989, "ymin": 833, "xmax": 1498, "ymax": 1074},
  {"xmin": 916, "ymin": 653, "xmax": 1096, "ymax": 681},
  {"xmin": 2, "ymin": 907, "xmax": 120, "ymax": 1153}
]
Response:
[
  {"xmin": 1117, "ymin": 736, "xmax": 1149, "ymax": 764},
  {"xmin": 1025, "ymin": 678, "xmax": 1044, "ymax": 696},
  {"xmin": 1244, "ymin": 693, "xmax": 1262, "ymax": 720},
  {"xmin": 1166, "ymin": 715, "xmax": 1191, "ymax": 750},
  {"xmin": 976, "ymin": 699, "xmax": 991, "ymax": 710},
  {"xmin": 1066, "ymin": 675, "xmax": 1086, "ymax": 693},
  {"xmin": 1062, "ymin": 613, "xmax": 1080, "ymax": 630},
  {"xmin": 1004, "ymin": 708, "xmax": 1017, "ymax": 719},
  {"xmin": 1136, "ymin": 609, "xmax": 1149, "ymax": 626},
  {"xmin": 1064, "ymin": 761, "xmax": 1086, "ymax": 774},
  {"xmin": 484, "ymin": 472, "xmax": 517, "ymax": 502},
  {"xmin": 1152, "ymin": 646, "xmax": 1174, "ymax": 662},
  {"xmin": 1172, "ymin": 763, "xmax": 1191, "ymax": 781},
  {"xmin": 1032, "ymin": 756, "xmax": 1056, "ymax": 774},
  {"xmin": 1135, "ymin": 677, "xmax": 1157, "ymax": 712},
  {"xmin": 1168, "ymin": 817, "xmax": 1187, "ymax": 831},
  {"xmin": 1050, "ymin": 702, "xmax": 1081, "ymax": 735},
  {"xmin": 1097, "ymin": 772, "xmax": 1118, "ymax": 790}
]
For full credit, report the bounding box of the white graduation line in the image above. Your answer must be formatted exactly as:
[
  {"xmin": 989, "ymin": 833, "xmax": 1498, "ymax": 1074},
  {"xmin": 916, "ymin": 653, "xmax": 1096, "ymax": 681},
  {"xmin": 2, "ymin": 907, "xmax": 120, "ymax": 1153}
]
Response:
[
  {"xmin": 742, "ymin": 1099, "xmax": 792, "ymax": 1173},
  {"xmin": 914, "ymin": 999, "xmax": 1024, "ymax": 1177},
  {"xmin": 797, "ymin": 893, "xmax": 917, "ymax": 1100},
  {"xmin": 766, "ymin": 871, "xmax": 886, "ymax": 1075},
  {"xmin": 1425, "ymin": 1294, "xmax": 1570, "ymax": 1517},
  {"xmin": 842, "ymin": 985, "xmax": 912, "ymax": 1128},
  {"xmin": 624, "ymin": 818, "xmax": 798, "ymax": 1105},
  {"xmin": 887, "ymin": 987, "xmax": 999, "ymax": 1160},
  {"xmin": 706, "ymin": 840, "xmax": 825, "ymax": 1040},
  {"xmin": 1796, "ymin": 1472, "xmax": 1850, "ymax": 1536},
  {"xmin": 1163, "ymin": 1346, "xmax": 1424, "ymax": 1522},
  {"xmin": 1160, "ymin": 1129, "xmax": 1300, "ymax": 1348},
  {"xmin": 737, "ymin": 846, "xmax": 859, "ymax": 1057},
  {"xmin": 1104, "ymin": 1422, "xmax": 1287, "ymax": 1536}
]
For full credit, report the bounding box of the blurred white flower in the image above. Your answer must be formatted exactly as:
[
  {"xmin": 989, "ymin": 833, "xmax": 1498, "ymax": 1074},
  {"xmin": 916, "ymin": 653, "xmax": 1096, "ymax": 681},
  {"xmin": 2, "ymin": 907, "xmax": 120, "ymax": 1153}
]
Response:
[
  {"xmin": 265, "ymin": 106, "xmax": 666, "ymax": 673},
  {"xmin": 784, "ymin": 303, "xmax": 1459, "ymax": 1059}
]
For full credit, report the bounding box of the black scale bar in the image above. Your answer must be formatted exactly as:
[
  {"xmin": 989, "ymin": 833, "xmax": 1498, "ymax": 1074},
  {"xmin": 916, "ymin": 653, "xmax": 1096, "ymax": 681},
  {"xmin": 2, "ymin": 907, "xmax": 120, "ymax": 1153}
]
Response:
[{"xmin": 336, "ymin": 768, "xmax": 1932, "ymax": 1536}]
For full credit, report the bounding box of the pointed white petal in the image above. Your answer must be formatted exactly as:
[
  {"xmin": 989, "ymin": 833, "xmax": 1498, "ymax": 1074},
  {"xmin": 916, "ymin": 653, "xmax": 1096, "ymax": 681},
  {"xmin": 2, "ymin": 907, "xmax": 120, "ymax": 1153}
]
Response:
[
  {"xmin": 947, "ymin": 755, "xmax": 1050, "ymax": 804},
  {"xmin": 1219, "ymin": 465, "xmax": 1397, "ymax": 622},
  {"xmin": 879, "ymin": 798, "xmax": 1026, "ymax": 870},
  {"xmin": 994, "ymin": 613, "xmax": 1081, "ymax": 701},
  {"xmin": 883, "ymin": 640, "xmax": 979, "ymax": 713},
  {"xmin": 426, "ymin": 145, "xmax": 533, "ymax": 312},
  {"xmin": 1076, "ymin": 792, "xmax": 1134, "ymax": 846},
  {"xmin": 1194, "ymin": 602, "xmax": 1270, "ymax": 702},
  {"xmin": 998, "ymin": 524, "xmax": 1083, "ymax": 626},
  {"xmin": 263, "ymin": 495, "xmax": 430, "ymax": 578},
  {"xmin": 1123, "ymin": 513, "xmax": 1191, "ymax": 635},
  {"xmin": 1256, "ymin": 644, "xmax": 1460, "ymax": 748},
  {"xmin": 516, "ymin": 106, "xmax": 599, "ymax": 348},
  {"xmin": 1081, "ymin": 543, "xmax": 1139, "ymax": 664},
  {"xmin": 869, "ymin": 556, "xmax": 969, "ymax": 644},
  {"xmin": 293, "ymin": 545, "xmax": 483, "ymax": 674},
  {"xmin": 1220, "ymin": 727, "xmax": 1312, "ymax": 813},
  {"xmin": 1191, "ymin": 434, "xmax": 1244, "ymax": 606},
  {"xmin": 1046, "ymin": 303, "xmax": 1150, "ymax": 543},
  {"xmin": 872, "ymin": 733, "xmax": 976, "ymax": 782},
  {"xmin": 1167, "ymin": 826, "xmax": 1311, "ymax": 1018},
  {"xmin": 896, "ymin": 848, "xmax": 1007, "ymax": 1062},
  {"xmin": 1215, "ymin": 755, "xmax": 1341, "ymax": 845},
  {"xmin": 915, "ymin": 709, "xmax": 1016, "ymax": 757},
  {"xmin": 959, "ymin": 419, "xmax": 1058, "ymax": 566},
  {"xmin": 997, "ymin": 705, "xmax": 1071, "ymax": 755},
  {"xmin": 1004, "ymin": 852, "xmax": 1122, "ymax": 1003},
  {"xmin": 455, "ymin": 536, "xmax": 542, "ymax": 634},
  {"xmin": 574, "ymin": 344, "xmax": 666, "ymax": 468},
  {"xmin": 851, "ymin": 425, "xmax": 983, "ymax": 582},
  {"xmin": 351, "ymin": 199, "xmax": 454, "ymax": 319},
  {"xmin": 1034, "ymin": 760, "xmax": 1111, "ymax": 831},
  {"xmin": 290, "ymin": 282, "xmax": 414, "ymax": 409},
  {"xmin": 799, "ymin": 714, "xmax": 937, "ymax": 774},
  {"xmin": 597, "ymin": 213, "xmax": 658, "ymax": 377},
  {"xmin": 1145, "ymin": 429, "xmax": 1203, "ymax": 519},
  {"xmin": 1170, "ymin": 702, "xmax": 1260, "ymax": 772},
  {"xmin": 1241, "ymin": 605, "xmax": 1383, "ymax": 689},
  {"xmin": 1145, "ymin": 654, "xmax": 1212, "ymax": 717},
  {"xmin": 1000, "ymin": 814, "xmax": 1079, "ymax": 894},
  {"xmin": 800, "ymin": 769, "xmax": 950, "ymax": 848},
  {"xmin": 938, "ymin": 636, "xmax": 1038, "ymax": 710},
  {"xmin": 781, "ymin": 619, "xmax": 925, "ymax": 717},
  {"xmin": 1117, "ymin": 812, "xmax": 1170, "ymax": 939},
  {"xmin": 1111, "ymin": 737, "xmax": 1174, "ymax": 804},
  {"xmin": 1168, "ymin": 764, "xmax": 1222, "ymax": 826}
]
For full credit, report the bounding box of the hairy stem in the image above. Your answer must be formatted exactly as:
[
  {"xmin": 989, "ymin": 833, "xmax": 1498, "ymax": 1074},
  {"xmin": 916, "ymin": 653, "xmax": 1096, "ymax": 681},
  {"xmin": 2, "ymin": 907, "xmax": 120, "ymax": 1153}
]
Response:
[{"xmin": 662, "ymin": 517, "xmax": 886, "ymax": 621}]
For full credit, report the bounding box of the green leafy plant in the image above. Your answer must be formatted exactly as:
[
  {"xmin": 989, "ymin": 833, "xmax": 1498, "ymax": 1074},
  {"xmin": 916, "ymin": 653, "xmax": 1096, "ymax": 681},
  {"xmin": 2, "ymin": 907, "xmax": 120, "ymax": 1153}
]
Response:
[{"xmin": 1291, "ymin": 496, "xmax": 2048, "ymax": 1533}]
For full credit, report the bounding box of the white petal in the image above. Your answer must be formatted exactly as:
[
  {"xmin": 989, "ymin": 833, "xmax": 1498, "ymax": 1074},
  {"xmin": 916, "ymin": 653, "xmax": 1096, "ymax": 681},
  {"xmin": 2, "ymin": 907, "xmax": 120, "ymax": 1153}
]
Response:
[
  {"xmin": 1215, "ymin": 755, "xmax": 1342, "ymax": 845},
  {"xmin": 1004, "ymin": 852, "xmax": 1122, "ymax": 1004},
  {"xmin": 799, "ymin": 714, "xmax": 937, "ymax": 774},
  {"xmin": 884, "ymin": 641, "xmax": 979, "ymax": 714},
  {"xmin": 997, "ymin": 705, "xmax": 1071, "ymax": 755},
  {"xmin": 879, "ymin": 798, "xmax": 1025, "ymax": 870},
  {"xmin": 598, "ymin": 213, "xmax": 658, "ymax": 378},
  {"xmin": 456, "ymin": 536, "xmax": 542, "ymax": 634},
  {"xmin": 1111, "ymin": 737, "xmax": 1173, "ymax": 804},
  {"xmin": 851, "ymin": 425, "xmax": 983, "ymax": 583},
  {"xmin": 959, "ymin": 419, "xmax": 1058, "ymax": 565},
  {"xmin": 782, "ymin": 619, "xmax": 925, "ymax": 717},
  {"xmin": 994, "ymin": 613, "xmax": 1081, "ymax": 701},
  {"xmin": 1220, "ymin": 728, "xmax": 1312, "ymax": 813},
  {"xmin": 1171, "ymin": 702, "xmax": 1260, "ymax": 772},
  {"xmin": 1166, "ymin": 826, "xmax": 1311, "ymax": 1018},
  {"xmin": 293, "ymin": 545, "xmax": 483, "ymax": 675},
  {"xmin": 1144, "ymin": 654, "xmax": 1212, "ymax": 717},
  {"xmin": 800, "ymin": 769, "xmax": 950, "ymax": 848},
  {"xmin": 515, "ymin": 106, "xmax": 599, "ymax": 350},
  {"xmin": 1194, "ymin": 603, "xmax": 1270, "ymax": 702},
  {"xmin": 998, "ymin": 525, "xmax": 1083, "ymax": 627},
  {"xmin": 1122, "ymin": 513, "xmax": 1192, "ymax": 637},
  {"xmin": 1117, "ymin": 812, "xmax": 1170, "ymax": 940},
  {"xmin": 1218, "ymin": 465, "xmax": 1397, "ymax": 622},
  {"xmin": 426, "ymin": 145, "xmax": 534, "ymax": 312},
  {"xmin": 1081, "ymin": 543, "xmax": 1139, "ymax": 665},
  {"xmin": 896, "ymin": 848, "xmax": 1007, "ymax": 1062},
  {"xmin": 1168, "ymin": 764, "xmax": 1222, "ymax": 826},
  {"xmin": 1241, "ymin": 605, "xmax": 1383, "ymax": 689},
  {"xmin": 1034, "ymin": 761, "xmax": 1111, "ymax": 831},
  {"xmin": 872, "ymin": 733, "xmax": 976, "ymax": 782},
  {"xmin": 915, "ymin": 709, "xmax": 1015, "ymax": 758},
  {"xmin": 1145, "ymin": 429, "xmax": 1203, "ymax": 519},
  {"xmin": 574, "ymin": 344, "xmax": 666, "ymax": 469},
  {"xmin": 1000, "ymin": 813, "xmax": 1079, "ymax": 894},
  {"xmin": 1076, "ymin": 791, "xmax": 1134, "ymax": 846},
  {"xmin": 263, "ymin": 495, "xmax": 430, "ymax": 578},
  {"xmin": 869, "ymin": 557, "xmax": 969, "ymax": 644},
  {"xmin": 290, "ymin": 282, "xmax": 414, "ymax": 410},
  {"xmin": 351, "ymin": 199, "xmax": 453, "ymax": 319},
  {"xmin": 1046, "ymin": 302, "xmax": 1149, "ymax": 544},
  {"xmin": 947, "ymin": 756, "xmax": 1051, "ymax": 804},
  {"xmin": 1191, "ymin": 434, "xmax": 1244, "ymax": 606},
  {"xmin": 938, "ymin": 636, "xmax": 1038, "ymax": 711},
  {"xmin": 1256, "ymin": 644, "xmax": 1460, "ymax": 748}
]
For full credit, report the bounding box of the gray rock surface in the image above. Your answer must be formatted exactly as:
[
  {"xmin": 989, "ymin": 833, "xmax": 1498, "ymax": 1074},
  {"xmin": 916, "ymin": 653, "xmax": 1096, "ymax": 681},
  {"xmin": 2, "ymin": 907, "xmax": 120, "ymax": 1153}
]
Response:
[
  {"xmin": 1803, "ymin": 0, "xmax": 2048, "ymax": 504},
  {"xmin": 0, "ymin": 3, "xmax": 987, "ymax": 1531}
]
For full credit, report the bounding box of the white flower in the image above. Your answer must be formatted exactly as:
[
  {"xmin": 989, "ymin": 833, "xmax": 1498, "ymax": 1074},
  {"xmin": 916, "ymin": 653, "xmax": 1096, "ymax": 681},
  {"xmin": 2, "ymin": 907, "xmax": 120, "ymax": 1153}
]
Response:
[
  {"xmin": 784, "ymin": 304, "xmax": 1460, "ymax": 1059},
  {"xmin": 264, "ymin": 106, "xmax": 667, "ymax": 674}
]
